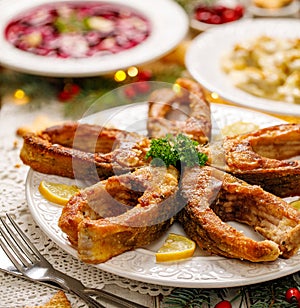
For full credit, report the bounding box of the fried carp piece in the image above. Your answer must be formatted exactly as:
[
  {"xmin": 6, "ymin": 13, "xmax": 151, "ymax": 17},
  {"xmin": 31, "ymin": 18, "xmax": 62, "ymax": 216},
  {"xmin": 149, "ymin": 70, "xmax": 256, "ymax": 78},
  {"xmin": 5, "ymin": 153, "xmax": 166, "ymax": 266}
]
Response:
[
  {"xmin": 20, "ymin": 122, "xmax": 150, "ymax": 183},
  {"xmin": 147, "ymin": 78, "xmax": 211, "ymax": 144},
  {"xmin": 205, "ymin": 123, "xmax": 300, "ymax": 197},
  {"xmin": 178, "ymin": 166, "xmax": 300, "ymax": 262},
  {"xmin": 58, "ymin": 165, "xmax": 181, "ymax": 263}
]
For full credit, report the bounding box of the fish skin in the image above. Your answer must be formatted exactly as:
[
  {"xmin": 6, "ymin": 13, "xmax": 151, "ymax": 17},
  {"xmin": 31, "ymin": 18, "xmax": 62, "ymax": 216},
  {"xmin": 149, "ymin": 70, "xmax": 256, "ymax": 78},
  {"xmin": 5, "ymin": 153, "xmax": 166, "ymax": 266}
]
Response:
[
  {"xmin": 20, "ymin": 122, "xmax": 150, "ymax": 183},
  {"xmin": 203, "ymin": 123, "xmax": 300, "ymax": 198},
  {"xmin": 179, "ymin": 165, "xmax": 300, "ymax": 262},
  {"xmin": 147, "ymin": 78, "xmax": 211, "ymax": 144},
  {"xmin": 59, "ymin": 165, "xmax": 182, "ymax": 263}
]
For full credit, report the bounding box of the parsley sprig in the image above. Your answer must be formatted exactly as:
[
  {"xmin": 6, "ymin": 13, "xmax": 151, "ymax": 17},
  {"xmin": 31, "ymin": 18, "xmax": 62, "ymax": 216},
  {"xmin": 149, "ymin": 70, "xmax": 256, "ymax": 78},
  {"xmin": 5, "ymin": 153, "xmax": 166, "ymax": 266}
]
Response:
[{"xmin": 146, "ymin": 134, "xmax": 208, "ymax": 168}]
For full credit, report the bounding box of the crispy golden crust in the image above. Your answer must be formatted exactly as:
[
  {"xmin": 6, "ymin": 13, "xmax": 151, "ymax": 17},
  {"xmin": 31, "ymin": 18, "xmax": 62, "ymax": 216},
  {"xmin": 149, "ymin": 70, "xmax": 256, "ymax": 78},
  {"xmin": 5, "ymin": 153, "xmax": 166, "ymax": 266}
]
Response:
[
  {"xmin": 78, "ymin": 205, "xmax": 174, "ymax": 263},
  {"xmin": 147, "ymin": 78, "xmax": 211, "ymax": 144},
  {"xmin": 59, "ymin": 166, "xmax": 181, "ymax": 263},
  {"xmin": 25, "ymin": 290, "xmax": 71, "ymax": 308},
  {"xmin": 42, "ymin": 121, "xmax": 125, "ymax": 153},
  {"xmin": 179, "ymin": 166, "xmax": 300, "ymax": 262},
  {"xmin": 20, "ymin": 122, "xmax": 150, "ymax": 182},
  {"xmin": 220, "ymin": 124, "xmax": 300, "ymax": 197},
  {"xmin": 20, "ymin": 132, "xmax": 111, "ymax": 181}
]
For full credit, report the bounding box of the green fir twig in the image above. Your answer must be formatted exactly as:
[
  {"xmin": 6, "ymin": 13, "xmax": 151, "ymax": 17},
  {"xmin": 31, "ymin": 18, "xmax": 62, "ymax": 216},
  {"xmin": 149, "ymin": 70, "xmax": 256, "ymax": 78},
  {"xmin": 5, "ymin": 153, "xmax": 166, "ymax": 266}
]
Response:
[
  {"xmin": 248, "ymin": 275, "xmax": 299, "ymax": 307},
  {"xmin": 163, "ymin": 288, "xmax": 225, "ymax": 307},
  {"xmin": 163, "ymin": 274, "xmax": 300, "ymax": 307}
]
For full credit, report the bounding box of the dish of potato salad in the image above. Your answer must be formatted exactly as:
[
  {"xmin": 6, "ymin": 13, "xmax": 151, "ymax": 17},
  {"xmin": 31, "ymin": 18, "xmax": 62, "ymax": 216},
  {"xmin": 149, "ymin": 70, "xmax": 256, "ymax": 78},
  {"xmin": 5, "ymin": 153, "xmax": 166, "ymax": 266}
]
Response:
[
  {"xmin": 221, "ymin": 35, "xmax": 300, "ymax": 104},
  {"xmin": 186, "ymin": 18, "xmax": 300, "ymax": 116}
]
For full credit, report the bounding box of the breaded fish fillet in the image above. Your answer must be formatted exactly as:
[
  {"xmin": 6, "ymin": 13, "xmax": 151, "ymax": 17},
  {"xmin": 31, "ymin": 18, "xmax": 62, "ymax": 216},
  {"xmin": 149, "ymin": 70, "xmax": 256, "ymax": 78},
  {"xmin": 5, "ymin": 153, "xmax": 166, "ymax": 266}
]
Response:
[
  {"xmin": 178, "ymin": 166, "xmax": 300, "ymax": 262},
  {"xmin": 59, "ymin": 165, "xmax": 181, "ymax": 263},
  {"xmin": 147, "ymin": 78, "xmax": 211, "ymax": 144},
  {"xmin": 203, "ymin": 123, "xmax": 300, "ymax": 197},
  {"xmin": 20, "ymin": 122, "xmax": 150, "ymax": 183}
]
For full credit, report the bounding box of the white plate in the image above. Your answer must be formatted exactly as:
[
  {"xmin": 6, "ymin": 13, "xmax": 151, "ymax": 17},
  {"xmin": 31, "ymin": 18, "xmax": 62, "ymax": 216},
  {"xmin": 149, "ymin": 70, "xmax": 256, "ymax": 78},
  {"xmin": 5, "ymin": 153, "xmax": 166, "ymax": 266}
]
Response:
[
  {"xmin": 0, "ymin": 0, "xmax": 188, "ymax": 77},
  {"xmin": 248, "ymin": 1, "xmax": 300, "ymax": 17},
  {"xmin": 186, "ymin": 18, "xmax": 300, "ymax": 117},
  {"xmin": 26, "ymin": 103, "xmax": 300, "ymax": 288},
  {"xmin": 190, "ymin": 15, "xmax": 250, "ymax": 32}
]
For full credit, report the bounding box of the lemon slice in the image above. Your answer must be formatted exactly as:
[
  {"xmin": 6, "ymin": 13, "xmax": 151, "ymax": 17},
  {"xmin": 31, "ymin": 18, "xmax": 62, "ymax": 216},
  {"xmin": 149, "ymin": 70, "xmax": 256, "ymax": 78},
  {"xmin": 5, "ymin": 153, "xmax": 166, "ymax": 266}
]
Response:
[
  {"xmin": 291, "ymin": 200, "xmax": 300, "ymax": 210},
  {"xmin": 39, "ymin": 181, "xmax": 80, "ymax": 206},
  {"xmin": 221, "ymin": 121, "xmax": 259, "ymax": 137},
  {"xmin": 155, "ymin": 233, "xmax": 196, "ymax": 262}
]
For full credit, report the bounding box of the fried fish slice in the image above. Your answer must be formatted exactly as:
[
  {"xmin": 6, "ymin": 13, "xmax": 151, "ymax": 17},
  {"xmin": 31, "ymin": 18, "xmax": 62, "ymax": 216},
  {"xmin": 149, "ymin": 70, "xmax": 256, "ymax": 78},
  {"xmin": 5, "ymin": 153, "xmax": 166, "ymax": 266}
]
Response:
[
  {"xmin": 20, "ymin": 122, "xmax": 150, "ymax": 183},
  {"xmin": 217, "ymin": 123, "xmax": 300, "ymax": 197},
  {"xmin": 59, "ymin": 165, "xmax": 181, "ymax": 263},
  {"xmin": 179, "ymin": 166, "xmax": 300, "ymax": 262},
  {"xmin": 147, "ymin": 78, "xmax": 211, "ymax": 144},
  {"xmin": 40, "ymin": 121, "xmax": 125, "ymax": 153}
]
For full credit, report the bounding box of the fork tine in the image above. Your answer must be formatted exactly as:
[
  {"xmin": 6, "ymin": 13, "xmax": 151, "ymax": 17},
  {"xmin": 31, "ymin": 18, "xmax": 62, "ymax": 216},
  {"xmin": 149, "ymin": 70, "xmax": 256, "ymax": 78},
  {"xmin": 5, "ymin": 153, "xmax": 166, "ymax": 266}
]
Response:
[
  {"xmin": 1, "ymin": 216, "xmax": 143, "ymax": 308},
  {"xmin": 0, "ymin": 231, "xmax": 24, "ymax": 272},
  {"xmin": 5, "ymin": 214, "xmax": 45, "ymax": 262},
  {"xmin": 0, "ymin": 217, "xmax": 31, "ymax": 272},
  {"xmin": 0, "ymin": 215, "xmax": 40, "ymax": 268}
]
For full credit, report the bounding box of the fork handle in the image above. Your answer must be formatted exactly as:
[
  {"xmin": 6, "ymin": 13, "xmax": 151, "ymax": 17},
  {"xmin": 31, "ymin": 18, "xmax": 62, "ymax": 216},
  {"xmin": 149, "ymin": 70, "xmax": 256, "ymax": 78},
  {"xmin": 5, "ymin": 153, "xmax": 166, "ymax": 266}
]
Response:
[
  {"xmin": 71, "ymin": 288, "xmax": 105, "ymax": 308},
  {"xmin": 48, "ymin": 269, "xmax": 148, "ymax": 308},
  {"xmin": 84, "ymin": 288, "xmax": 149, "ymax": 308},
  {"xmin": 48, "ymin": 274, "xmax": 104, "ymax": 308}
]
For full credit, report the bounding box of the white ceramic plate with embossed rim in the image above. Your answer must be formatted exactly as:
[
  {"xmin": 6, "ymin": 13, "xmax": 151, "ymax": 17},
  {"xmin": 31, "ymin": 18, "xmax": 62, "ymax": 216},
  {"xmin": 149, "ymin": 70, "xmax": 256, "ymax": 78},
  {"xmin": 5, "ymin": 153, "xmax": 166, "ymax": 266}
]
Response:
[
  {"xmin": 248, "ymin": 1, "xmax": 300, "ymax": 17},
  {"xmin": 26, "ymin": 103, "xmax": 300, "ymax": 288},
  {"xmin": 186, "ymin": 18, "xmax": 300, "ymax": 117},
  {"xmin": 0, "ymin": 0, "xmax": 188, "ymax": 77}
]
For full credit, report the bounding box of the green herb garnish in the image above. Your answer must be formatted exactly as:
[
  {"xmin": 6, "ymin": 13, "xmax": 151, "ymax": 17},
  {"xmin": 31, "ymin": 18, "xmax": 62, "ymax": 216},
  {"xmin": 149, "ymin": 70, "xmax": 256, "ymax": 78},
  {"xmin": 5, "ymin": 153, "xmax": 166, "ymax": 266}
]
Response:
[{"xmin": 146, "ymin": 134, "xmax": 208, "ymax": 168}]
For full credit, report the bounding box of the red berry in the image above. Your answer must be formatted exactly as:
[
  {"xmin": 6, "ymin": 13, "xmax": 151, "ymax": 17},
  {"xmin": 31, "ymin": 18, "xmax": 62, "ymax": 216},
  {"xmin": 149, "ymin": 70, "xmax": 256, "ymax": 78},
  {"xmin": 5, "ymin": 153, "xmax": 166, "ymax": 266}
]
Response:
[
  {"xmin": 208, "ymin": 14, "xmax": 222, "ymax": 24},
  {"xmin": 137, "ymin": 70, "xmax": 152, "ymax": 81},
  {"xmin": 222, "ymin": 9, "xmax": 237, "ymax": 22},
  {"xmin": 124, "ymin": 85, "xmax": 136, "ymax": 99},
  {"xmin": 68, "ymin": 84, "xmax": 81, "ymax": 95},
  {"xmin": 196, "ymin": 11, "xmax": 212, "ymax": 22},
  {"xmin": 58, "ymin": 91, "xmax": 72, "ymax": 102},
  {"xmin": 286, "ymin": 287, "xmax": 300, "ymax": 304},
  {"xmin": 214, "ymin": 300, "xmax": 232, "ymax": 308},
  {"xmin": 134, "ymin": 82, "xmax": 151, "ymax": 93},
  {"xmin": 58, "ymin": 83, "xmax": 81, "ymax": 101},
  {"xmin": 234, "ymin": 5, "xmax": 245, "ymax": 17}
]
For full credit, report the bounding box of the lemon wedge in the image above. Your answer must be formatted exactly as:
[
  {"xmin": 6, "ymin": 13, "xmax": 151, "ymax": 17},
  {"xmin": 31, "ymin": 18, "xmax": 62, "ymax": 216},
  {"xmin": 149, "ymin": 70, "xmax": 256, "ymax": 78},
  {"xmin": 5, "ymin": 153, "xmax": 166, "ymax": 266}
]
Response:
[
  {"xmin": 291, "ymin": 200, "xmax": 300, "ymax": 210},
  {"xmin": 221, "ymin": 121, "xmax": 259, "ymax": 137},
  {"xmin": 39, "ymin": 181, "xmax": 80, "ymax": 206},
  {"xmin": 155, "ymin": 233, "xmax": 196, "ymax": 262}
]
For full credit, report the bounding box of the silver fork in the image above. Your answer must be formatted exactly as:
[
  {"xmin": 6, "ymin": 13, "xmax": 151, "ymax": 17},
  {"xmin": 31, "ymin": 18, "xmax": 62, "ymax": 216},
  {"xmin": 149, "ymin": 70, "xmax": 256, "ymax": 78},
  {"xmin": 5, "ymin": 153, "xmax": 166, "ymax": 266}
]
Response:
[{"xmin": 0, "ymin": 214, "xmax": 149, "ymax": 308}]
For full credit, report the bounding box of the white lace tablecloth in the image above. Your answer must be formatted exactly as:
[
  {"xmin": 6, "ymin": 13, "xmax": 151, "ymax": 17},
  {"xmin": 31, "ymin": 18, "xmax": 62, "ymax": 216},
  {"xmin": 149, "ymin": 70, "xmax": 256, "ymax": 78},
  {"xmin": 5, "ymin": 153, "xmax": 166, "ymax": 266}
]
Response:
[{"xmin": 0, "ymin": 100, "xmax": 172, "ymax": 307}]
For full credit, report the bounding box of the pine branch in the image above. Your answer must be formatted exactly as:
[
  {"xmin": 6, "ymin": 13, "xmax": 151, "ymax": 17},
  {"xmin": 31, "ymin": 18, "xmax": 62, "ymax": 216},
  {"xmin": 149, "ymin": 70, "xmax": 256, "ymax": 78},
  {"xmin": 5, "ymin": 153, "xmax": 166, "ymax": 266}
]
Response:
[
  {"xmin": 163, "ymin": 273, "xmax": 300, "ymax": 308},
  {"xmin": 248, "ymin": 275, "xmax": 299, "ymax": 307},
  {"xmin": 163, "ymin": 288, "xmax": 226, "ymax": 307},
  {"xmin": 0, "ymin": 69, "xmax": 60, "ymax": 109}
]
